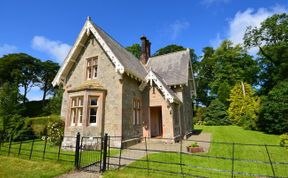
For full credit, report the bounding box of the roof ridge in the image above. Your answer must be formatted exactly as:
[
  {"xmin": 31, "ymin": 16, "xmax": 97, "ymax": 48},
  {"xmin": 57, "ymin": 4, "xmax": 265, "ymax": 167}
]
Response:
[{"xmin": 149, "ymin": 49, "xmax": 188, "ymax": 59}]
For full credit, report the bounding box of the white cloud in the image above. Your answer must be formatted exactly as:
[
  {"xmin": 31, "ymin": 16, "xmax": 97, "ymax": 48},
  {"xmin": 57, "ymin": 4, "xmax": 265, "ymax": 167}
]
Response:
[
  {"xmin": 0, "ymin": 44, "xmax": 17, "ymax": 57},
  {"xmin": 210, "ymin": 33, "xmax": 223, "ymax": 48},
  {"xmin": 209, "ymin": 5, "xmax": 288, "ymax": 51},
  {"xmin": 228, "ymin": 5, "xmax": 288, "ymax": 45},
  {"xmin": 169, "ymin": 20, "xmax": 190, "ymax": 40},
  {"xmin": 32, "ymin": 36, "xmax": 71, "ymax": 63}
]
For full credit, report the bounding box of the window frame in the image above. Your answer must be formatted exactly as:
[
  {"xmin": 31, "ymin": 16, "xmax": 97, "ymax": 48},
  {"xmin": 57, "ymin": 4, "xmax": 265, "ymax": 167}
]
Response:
[
  {"xmin": 88, "ymin": 96, "xmax": 98, "ymax": 126},
  {"xmin": 133, "ymin": 99, "xmax": 141, "ymax": 126},
  {"xmin": 86, "ymin": 56, "xmax": 98, "ymax": 80},
  {"xmin": 70, "ymin": 96, "xmax": 84, "ymax": 126}
]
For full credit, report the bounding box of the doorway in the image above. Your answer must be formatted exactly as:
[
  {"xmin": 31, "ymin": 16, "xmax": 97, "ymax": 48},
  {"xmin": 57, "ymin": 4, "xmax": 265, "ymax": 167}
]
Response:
[{"xmin": 150, "ymin": 106, "xmax": 163, "ymax": 137}]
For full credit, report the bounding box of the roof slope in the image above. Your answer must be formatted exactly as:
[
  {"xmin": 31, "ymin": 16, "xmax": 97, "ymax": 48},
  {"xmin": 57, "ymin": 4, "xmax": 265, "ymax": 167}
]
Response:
[
  {"xmin": 91, "ymin": 22, "xmax": 147, "ymax": 79},
  {"xmin": 146, "ymin": 50, "xmax": 190, "ymax": 86},
  {"xmin": 52, "ymin": 18, "xmax": 147, "ymax": 86}
]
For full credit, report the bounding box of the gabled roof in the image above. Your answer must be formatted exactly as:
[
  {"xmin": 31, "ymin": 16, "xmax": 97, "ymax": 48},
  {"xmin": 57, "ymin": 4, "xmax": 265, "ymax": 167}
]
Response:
[
  {"xmin": 140, "ymin": 70, "xmax": 180, "ymax": 103},
  {"xmin": 52, "ymin": 17, "xmax": 147, "ymax": 86},
  {"xmin": 146, "ymin": 49, "xmax": 190, "ymax": 86}
]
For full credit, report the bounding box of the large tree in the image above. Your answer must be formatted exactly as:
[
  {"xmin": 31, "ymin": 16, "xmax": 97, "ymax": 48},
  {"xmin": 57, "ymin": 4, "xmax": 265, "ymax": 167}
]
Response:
[
  {"xmin": 126, "ymin": 44, "xmax": 141, "ymax": 59},
  {"xmin": 244, "ymin": 13, "xmax": 288, "ymax": 94},
  {"xmin": 38, "ymin": 60, "xmax": 60, "ymax": 101},
  {"xmin": 209, "ymin": 40, "xmax": 259, "ymax": 106},
  {"xmin": 153, "ymin": 44, "xmax": 186, "ymax": 56},
  {"xmin": 0, "ymin": 53, "xmax": 41, "ymax": 104},
  {"xmin": 258, "ymin": 81, "xmax": 288, "ymax": 134}
]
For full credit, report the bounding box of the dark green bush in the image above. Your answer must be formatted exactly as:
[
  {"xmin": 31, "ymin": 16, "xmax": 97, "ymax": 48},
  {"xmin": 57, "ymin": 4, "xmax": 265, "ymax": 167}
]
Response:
[
  {"xmin": 258, "ymin": 81, "xmax": 288, "ymax": 134},
  {"xmin": 204, "ymin": 99, "xmax": 231, "ymax": 126},
  {"xmin": 26, "ymin": 115, "xmax": 59, "ymax": 137}
]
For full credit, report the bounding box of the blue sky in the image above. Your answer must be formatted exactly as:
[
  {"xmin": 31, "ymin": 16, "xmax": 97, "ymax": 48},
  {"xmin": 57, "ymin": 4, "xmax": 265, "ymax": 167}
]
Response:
[{"xmin": 0, "ymin": 0, "xmax": 287, "ymax": 101}]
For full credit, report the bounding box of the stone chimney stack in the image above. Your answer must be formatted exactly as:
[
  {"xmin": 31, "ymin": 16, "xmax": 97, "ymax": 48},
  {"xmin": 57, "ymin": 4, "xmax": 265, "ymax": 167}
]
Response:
[{"xmin": 140, "ymin": 36, "xmax": 151, "ymax": 64}]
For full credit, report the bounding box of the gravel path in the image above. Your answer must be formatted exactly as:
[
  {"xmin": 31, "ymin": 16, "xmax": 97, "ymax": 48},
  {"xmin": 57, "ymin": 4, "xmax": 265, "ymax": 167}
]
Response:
[{"xmin": 55, "ymin": 171, "xmax": 101, "ymax": 178}]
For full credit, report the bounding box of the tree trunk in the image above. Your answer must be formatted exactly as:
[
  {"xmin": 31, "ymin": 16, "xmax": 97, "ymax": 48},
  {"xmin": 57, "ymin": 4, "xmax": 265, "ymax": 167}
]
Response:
[
  {"xmin": 241, "ymin": 81, "xmax": 246, "ymax": 97},
  {"xmin": 23, "ymin": 84, "xmax": 27, "ymax": 104},
  {"xmin": 42, "ymin": 83, "xmax": 47, "ymax": 102}
]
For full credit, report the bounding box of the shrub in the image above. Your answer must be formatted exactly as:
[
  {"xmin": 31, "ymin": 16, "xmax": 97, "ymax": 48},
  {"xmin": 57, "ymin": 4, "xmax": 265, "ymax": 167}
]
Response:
[
  {"xmin": 228, "ymin": 82, "xmax": 260, "ymax": 130},
  {"xmin": 258, "ymin": 81, "xmax": 288, "ymax": 134},
  {"xmin": 204, "ymin": 99, "xmax": 231, "ymax": 126},
  {"xmin": 47, "ymin": 118, "xmax": 64, "ymax": 145},
  {"xmin": 280, "ymin": 133, "xmax": 288, "ymax": 148},
  {"xmin": 193, "ymin": 107, "xmax": 206, "ymax": 125},
  {"xmin": 26, "ymin": 115, "xmax": 59, "ymax": 137}
]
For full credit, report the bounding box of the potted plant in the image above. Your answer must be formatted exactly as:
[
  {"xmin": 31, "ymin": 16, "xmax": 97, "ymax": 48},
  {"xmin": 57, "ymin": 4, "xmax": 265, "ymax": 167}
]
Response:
[{"xmin": 186, "ymin": 142, "xmax": 204, "ymax": 153}]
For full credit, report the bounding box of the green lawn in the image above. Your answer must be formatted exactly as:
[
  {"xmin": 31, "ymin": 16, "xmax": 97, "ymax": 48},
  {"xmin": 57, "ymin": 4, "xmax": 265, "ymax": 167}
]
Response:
[
  {"xmin": 0, "ymin": 155, "xmax": 73, "ymax": 178},
  {"xmin": 104, "ymin": 126, "xmax": 288, "ymax": 178}
]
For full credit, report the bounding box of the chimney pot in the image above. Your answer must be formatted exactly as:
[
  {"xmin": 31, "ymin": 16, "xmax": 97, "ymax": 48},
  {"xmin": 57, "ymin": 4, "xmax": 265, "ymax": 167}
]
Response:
[{"xmin": 140, "ymin": 35, "xmax": 151, "ymax": 64}]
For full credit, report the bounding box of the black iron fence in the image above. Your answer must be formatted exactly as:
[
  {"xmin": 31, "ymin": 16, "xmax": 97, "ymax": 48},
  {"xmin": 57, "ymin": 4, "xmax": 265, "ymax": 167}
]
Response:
[
  {"xmin": 106, "ymin": 136, "xmax": 288, "ymax": 178},
  {"xmin": 1, "ymin": 133, "xmax": 288, "ymax": 177},
  {"xmin": 0, "ymin": 134, "xmax": 76, "ymax": 163}
]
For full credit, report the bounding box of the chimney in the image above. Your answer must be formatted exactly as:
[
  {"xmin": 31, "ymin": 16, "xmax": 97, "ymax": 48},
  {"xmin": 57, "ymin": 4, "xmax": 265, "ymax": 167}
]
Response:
[{"xmin": 140, "ymin": 35, "xmax": 151, "ymax": 64}]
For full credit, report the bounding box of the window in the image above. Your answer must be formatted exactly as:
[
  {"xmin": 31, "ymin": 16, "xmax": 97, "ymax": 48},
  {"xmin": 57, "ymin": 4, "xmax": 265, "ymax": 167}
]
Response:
[
  {"xmin": 89, "ymin": 96, "xmax": 98, "ymax": 125},
  {"xmin": 70, "ymin": 96, "xmax": 83, "ymax": 126},
  {"xmin": 133, "ymin": 99, "xmax": 141, "ymax": 125},
  {"xmin": 87, "ymin": 57, "xmax": 98, "ymax": 79}
]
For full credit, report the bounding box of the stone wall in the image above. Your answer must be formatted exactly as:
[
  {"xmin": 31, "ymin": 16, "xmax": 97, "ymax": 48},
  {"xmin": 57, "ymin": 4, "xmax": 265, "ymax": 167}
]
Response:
[{"xmin": 61, "ymin": 35, "xmax": 123, "ymax": 143}]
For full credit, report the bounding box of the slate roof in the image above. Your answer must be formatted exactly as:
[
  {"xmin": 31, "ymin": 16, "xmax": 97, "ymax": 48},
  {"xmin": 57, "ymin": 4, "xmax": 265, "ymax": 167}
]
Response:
[
  {"xmin": 91, "ymin": 22, "xmax": 148, "ymax": 80},
  {"xmin": 146, "ymin": 50, "xmax": 190, "ymax": 86}
]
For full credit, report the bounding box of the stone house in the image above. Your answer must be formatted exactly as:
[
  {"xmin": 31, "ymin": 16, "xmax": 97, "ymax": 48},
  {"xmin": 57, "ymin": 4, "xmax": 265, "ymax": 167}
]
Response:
[{"xmin": 52, "ymin": 17, "xmax": 196, "ymax": 147}]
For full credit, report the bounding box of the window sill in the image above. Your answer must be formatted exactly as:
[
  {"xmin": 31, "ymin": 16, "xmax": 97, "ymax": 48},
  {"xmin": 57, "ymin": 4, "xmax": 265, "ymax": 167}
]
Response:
[{"xmin": 89, "ymin": 123, "xmax": 97, "ymax": 126}]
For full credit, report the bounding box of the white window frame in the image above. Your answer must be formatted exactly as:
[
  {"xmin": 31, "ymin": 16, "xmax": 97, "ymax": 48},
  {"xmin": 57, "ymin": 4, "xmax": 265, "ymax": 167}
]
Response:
[
  {"xmin": 86, "ymin": 56, "xmax": 98, "ymax": 80},
  {"xmin": 88, "ymin": 96, "xmax": 98, "ymax": 126},
  {"xmin": 70, "ymin": 96, "xmax": 83, "ymax": 126}
]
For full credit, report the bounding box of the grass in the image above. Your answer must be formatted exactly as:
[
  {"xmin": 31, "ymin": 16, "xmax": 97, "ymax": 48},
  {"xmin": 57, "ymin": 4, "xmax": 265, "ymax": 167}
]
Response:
[
  {"xmin": 0, "ymin": 155, "xmax": 73, "ymax": 178},
  {"xmin": 104, "ymin": 125, "xmax": 288, "ymax": 178}
]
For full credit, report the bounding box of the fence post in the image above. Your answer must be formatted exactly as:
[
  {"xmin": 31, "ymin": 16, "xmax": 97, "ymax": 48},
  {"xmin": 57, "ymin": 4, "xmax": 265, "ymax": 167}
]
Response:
[
  {"xmin": 57, "ymin": 136, "xmax": 63, "ymax": 161},
  {"xmin": 231, "ymin": 142, "xmax": 235, "ymax": 178},
  {"xmin": 145, "ymin": 137, "xmax": 150, "ymax": 176},
  {"xmin": 264, "ymin": 144, "xmax": 275, "ymax": 177},
  {"xmin": 180, "ymin": 139, "xmax": 183, "ymax": 177},
  {"xmin": 8, "ymin": 135, "xmax": 12, "ymax": 156},
  {"xmin": 101, "ymin": 133, "xmax": 108, "ymax": 172},
  {"xmin": 43, "ymin": 135, "xmax": 47, "ymax": 160},
  {"xmin": 18, "ymin": 140, "xmax": 23, "ymax": 157},
  {"xmin": 118, "ymin": 137, "xmax": 123, "ymax": 169},
  {"xmin": 29, "ymin": 138, "xmax": 35, "ymax": 160},
  {"xmin": 75, "ymin": 132, "xmax": 81, "ymax": 169}
]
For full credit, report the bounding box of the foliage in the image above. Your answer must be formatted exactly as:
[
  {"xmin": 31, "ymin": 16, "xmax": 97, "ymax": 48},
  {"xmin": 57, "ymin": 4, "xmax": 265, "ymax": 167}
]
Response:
[
  {"xmin": 26, "ymin": 115, "xmax": 59, "ymax": 137},
  {"xmin": 209, "ymin": 41, "xmax": 259, "ymax": 106},
  {"xmin": 21, "ymin": 100, "xmax": 49, "ymax": 117},
  {"xmin": 190, "ymin": 142, "xmax": 199, "ymax": 147},
  {"xmin": 280, "ymin": 133, "xmax": 288, "ymax": 148},
  {"xmin": 258, "ymin": 80, "xmax": 288, "ymax": 134},
  {"xmin": 228, "ymin": 82, "xmax": 260, "ymax": 130},
  {"xmin": 126, "ymin": 43, "xmax": 142, "ymax": 58},
  {"xmin": 153, "ymin": 44, "xmax": 186, "ymax": 56},
  {"xmin": 47, "ymin": 118, "xmax": 64, "ymax": 145},
  {"xmin": 244, "ymin": 13, "xmax": 288, "ymax": 94},
  {"xmin": 44, "ymin": 87, "xmax": 64, "ymax": 115},
  {"xmin": 204, "ymin": 99, "xmax": 230, "ymax": 126},
  {"xmin": 193, "ymin": 107, "xmax": 206, "ymax": 125},
  {"xmin": 38, "ymin": 60, "xmax": 59, "ymax": 101}
]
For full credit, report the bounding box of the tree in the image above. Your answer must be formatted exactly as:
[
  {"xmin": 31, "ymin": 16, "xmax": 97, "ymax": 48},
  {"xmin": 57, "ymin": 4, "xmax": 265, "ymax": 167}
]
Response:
[
  {"xmin": 258, "ymin": 80, "xmax": 288, "ymax": 134},
  {"xmin": 38, "ymin": 60, "xmax": 60, "ymax": 101},
  {"xmin": 126, "ymin": 44, "xmax": 141, "ymax": 58},
  {"xmin": 228, "ymin": 82, "xmax": 260, "ymax": 130},
  {"xmin": 195, "ymin": 47, "xmax": 216, "ymax": 106},
  {"xmin": 0, "ymin": 53, "xmax": 41, "ymax": 104},
  {"xmin": 204, "ymin": 99, "xmax": 230, "ymax": 126},
  {"xmin": 153, "ymin": 44, "xmax": 186, "ymax": 56},
  {"xmin": 209, "ymin": 40, "xmax": 259, "ymax": 106},
  {"xmin": 44, "ymin": 87, "xmax": 64, "ymax": 115},
  {"xmin": 244, "ymin": 13, "xmax": 288, "ymax": 94}
]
